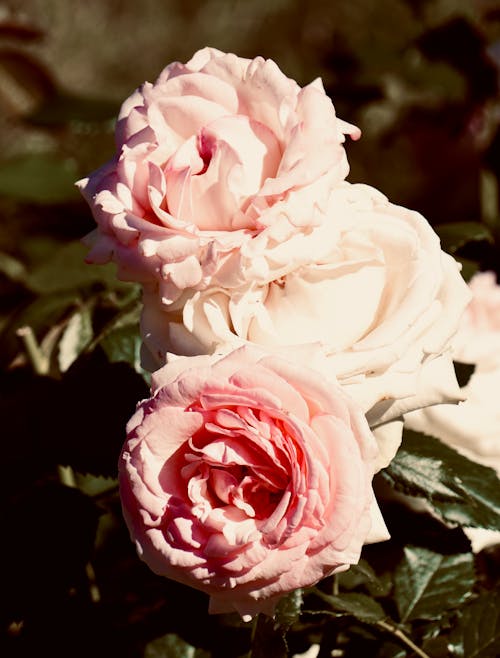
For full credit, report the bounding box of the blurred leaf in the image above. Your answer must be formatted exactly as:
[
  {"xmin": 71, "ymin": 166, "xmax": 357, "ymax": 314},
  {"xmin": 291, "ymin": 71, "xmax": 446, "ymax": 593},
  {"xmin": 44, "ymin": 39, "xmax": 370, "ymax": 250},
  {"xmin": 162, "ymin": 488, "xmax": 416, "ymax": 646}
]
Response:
[
  {"xmin": 394, "ymin": 546, "xmax": 474, "ymax": 622},
  {"xmin": 29, "ymin": 93, "xmax": 119, "ymax": 126},
  {"xmin": 58, "ymin": 306, "xmax": 93, "ymax": 372},
  {"xmin": 20, "ymin": 235, "xmax": 66, "ymax": 267},
  {"xmin": 26, "ymin": 241, "xmax": 131, "ymax": 293},
  {"xmin": 144, "ymin": 633, "xmax": 210, "ymax": 658},
  {"xmin": 0, "ymin": 154, "xmax": 78, "ymax": 203},
  {"xmin": 411, "ymin": 59, "xmax": 466, "ymax": 104},
  {"xmin": 74, "ymin": 473, "xmax": 117, "ymax": 498},
  {"xmin": 421, "ymin": 0, "xmax": 477, "ymax": 28},
  {"xmin": 313, "ymin": 591, "xmax": 386, "ymax": 623},
  {"xmin": 0, "ymin": 251, "xmax": 26, "ymax": 282},
  {"xmin": 0, "ymin": 290, "xmax": 79, "ymax": 368},
  {"xmin": 479, "ymin": 169, "xmax": 498, "ymax": 229},
  {"xmin": 337, "ymin": 559, "xmax": 384, "ymax": 592},
  {"xmin": 381, "ymin": 430, "xmax": 500, "ymax": 530},
  {"xmin": 0, "ymin": 49, "xmax": 54, "ymax": 116},
  {"xmin": 448, "ymin": 589, "xmax": 500, "ymax": 657},
  {"xmin": 434, "ymin": 222, "xmax": 493, "ymax": 253},
  {"xmin": 86, "ymin": 296, "xmax": 146, "ymax": 376},
  {"xmin": 90, "ymin": 295, "xmax": 142, "ymax": 337}
]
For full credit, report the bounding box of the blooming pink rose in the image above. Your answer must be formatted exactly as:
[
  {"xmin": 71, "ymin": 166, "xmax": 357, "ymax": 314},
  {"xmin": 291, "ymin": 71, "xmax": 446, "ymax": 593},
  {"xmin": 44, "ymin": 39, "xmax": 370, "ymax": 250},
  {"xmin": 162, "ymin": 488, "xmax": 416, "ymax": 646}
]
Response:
[
  {"xmin": 405, "ymin": 271, "xmax": 500, "ymax": 552},
  {"xmin": 119, "ymin": 346, "xmax": 388, "ymax": 619},
  {"xmin": 140, "ymin": 183, "xmax": 471, "ymax": 467},
  {"xmin": 451, "ymin": 271, "xmax": 500, "ymax": 365},
  {"xmin": 77, "ymin": 47, "xmax": 360, "ymax": 304}
]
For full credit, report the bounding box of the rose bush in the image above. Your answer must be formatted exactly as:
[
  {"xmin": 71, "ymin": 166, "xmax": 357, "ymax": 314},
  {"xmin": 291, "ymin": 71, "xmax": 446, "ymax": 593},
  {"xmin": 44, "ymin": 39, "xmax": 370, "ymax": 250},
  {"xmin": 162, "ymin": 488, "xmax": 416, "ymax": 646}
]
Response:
[
  {"xmin": 119, "ymin": 346, "xmax": 389, "ymax": 619},
  {"xmin": 405, "ymin": 271, "xmax": 500, "ymax": 551},
  {"xmin": 141, "ymin": 182, "xmax": 471, "ymax": 466},
  {"xmin": 77, "ymin": 47, "xmax": 360, "ymax": 305}
]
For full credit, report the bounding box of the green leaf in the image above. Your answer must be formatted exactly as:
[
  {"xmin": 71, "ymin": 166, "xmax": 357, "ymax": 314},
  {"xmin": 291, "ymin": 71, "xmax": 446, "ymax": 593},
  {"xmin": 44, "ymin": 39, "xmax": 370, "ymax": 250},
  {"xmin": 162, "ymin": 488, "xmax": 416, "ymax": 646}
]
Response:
[
  {"xmin": 144, "ymin": 633, "xmax": 209, "ymax": 658},
  {"xmin": 337, "ymin": 559, "xmax": 389, "ymax": 596},
  {"xmin": 314, "ymin": 590, "xmax": 386, "ymax": 623},
  {"xmin": 434, "ymin": 222, "xmax": 493, "ymax": 254},
  {"xmin": 0, "ymin": 251, "xmax": 26, "ymax": 283},
  {"xmin": 89, "ymin": 299, "xmax": 147, "ymax": 377},
  {"xmin": 394, "ymin": 546, "xmax": 474, "ymax": 622},
  {"xmin": 25, "ymin": 241, "xmax": 131, "ymax": 294},
  {"xmin": 73, "ymin": 473, "xmax": 117, "ymax": 498},
  {"xmin": 381, "ymin": 436, "xmax": 463, "ymax": 502},
  {"xmin": 448, "ymin": 589, "xmax": 500, "ymax": 657},
  {"xmin": 100, "ymin": 323, "xmax": 142, "ymax": 373},
  {"xmin": 58, "ymin": 307, "xmax": 93, "ymax": 372},
  {"xmin": 91, "ymin": 297, "xmax": 142, "ymax": 342},
  {"xmin": 0, "ymin": 154, "xmax": 79, "ymax": 203},
  {"xmin": 381, "ymin": 430, "xmax": 500, "ymax": 530},
  {"xmin": 0, "ymin": 290, "xmax": 79, "ymax": 368}
]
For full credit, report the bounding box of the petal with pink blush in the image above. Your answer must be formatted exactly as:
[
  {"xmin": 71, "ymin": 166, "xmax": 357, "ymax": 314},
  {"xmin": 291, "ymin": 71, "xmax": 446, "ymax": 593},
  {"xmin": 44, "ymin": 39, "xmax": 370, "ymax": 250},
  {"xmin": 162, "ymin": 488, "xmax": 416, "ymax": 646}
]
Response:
[
  {"xmin": 79, "ymin": 48, "xmax": 360, "ymax": 303},
  {"xmin": 119, "ymin": 345, "xmax": 385, "ymax": 618}
]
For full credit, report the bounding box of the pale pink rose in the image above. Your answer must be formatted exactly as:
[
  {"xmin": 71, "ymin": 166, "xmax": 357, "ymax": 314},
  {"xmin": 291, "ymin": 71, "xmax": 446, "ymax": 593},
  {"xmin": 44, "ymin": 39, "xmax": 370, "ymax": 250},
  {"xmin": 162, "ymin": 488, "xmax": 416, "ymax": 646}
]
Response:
[
  {"xmin": 141, "ymin": 183, "xmax": 471, "ymax": 467},
  {"xmin": 451, "ymin": 271, "xmax": 500, "ymax": 365},
  {"xmin": 77, "ymin": 47, "xmax": 360, "ymax": 304},
  {"xmin": 405, "ymin": 271, "xmax": 500, "ymax": 552},
  {"xmin": 119, "ymin": 346, "xmax": 389, "ymax": 619}
]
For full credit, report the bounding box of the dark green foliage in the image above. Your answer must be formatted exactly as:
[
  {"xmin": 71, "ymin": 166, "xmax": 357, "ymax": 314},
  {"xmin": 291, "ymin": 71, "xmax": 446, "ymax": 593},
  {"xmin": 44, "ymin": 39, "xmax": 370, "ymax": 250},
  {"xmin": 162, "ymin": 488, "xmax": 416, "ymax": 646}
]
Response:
[
  {"xmin": 394, "ymin": 547, "xmax": 474, "ymax": 622},
  {"xmin": 381, "ymin": 430, "xmax": 500, "ymax": 531},
  {"xmin": 448, "ymin": 588, "xmax": 500, "ymax": 657}
]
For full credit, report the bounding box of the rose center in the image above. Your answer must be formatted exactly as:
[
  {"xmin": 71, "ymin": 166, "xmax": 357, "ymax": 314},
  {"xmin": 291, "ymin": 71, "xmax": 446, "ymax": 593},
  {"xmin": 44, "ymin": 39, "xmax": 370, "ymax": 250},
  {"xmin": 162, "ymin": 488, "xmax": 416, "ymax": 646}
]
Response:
[
  {"xmin": 163, "ymin": 115, "xmax": 282, "ymax": 230},
  {"xmin": 207, "ymin": 464, "xmax": 283, "ymax": 519},
  {"xmin": 182, "ymin": 405, "xmax": 292, "ymax": 522},
  {"xmin": 195, "ymin": 131, "xmax": 213, "ymax": 176}
]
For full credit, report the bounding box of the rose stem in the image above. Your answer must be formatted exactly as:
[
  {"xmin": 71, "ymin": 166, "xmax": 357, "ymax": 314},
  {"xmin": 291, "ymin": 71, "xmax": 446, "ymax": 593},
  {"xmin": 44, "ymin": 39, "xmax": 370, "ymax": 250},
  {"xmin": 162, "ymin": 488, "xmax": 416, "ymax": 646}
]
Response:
[
  {"xmin": 16, "ymin": 325, "xmax": 49, "ymax": 375},
  {"xmin": 376, "ymin": 620, "xmax": 432, "ymax": 658}
]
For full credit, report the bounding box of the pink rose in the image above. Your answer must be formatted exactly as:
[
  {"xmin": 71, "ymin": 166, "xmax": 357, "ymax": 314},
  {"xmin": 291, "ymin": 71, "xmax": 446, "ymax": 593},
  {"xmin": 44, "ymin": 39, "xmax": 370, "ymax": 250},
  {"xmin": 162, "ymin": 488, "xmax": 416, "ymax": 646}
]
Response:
[
  {"xmin": 405, "ymin": 271, "xmax": 500, "ymax": 552},
  {"xmin": 451, "ymin": 271, "xmax": 500, "ymax": 365},
  {"xmin": 140, "ymin": 183, "xmax": 471, "ymax": 467},
  {"xmin": 77, "ymin": 47, "xmax": 360, "ymax": 304},
  {"xmin": 119, "ymin": 346, "xmax": 388, "ymax": 619}
]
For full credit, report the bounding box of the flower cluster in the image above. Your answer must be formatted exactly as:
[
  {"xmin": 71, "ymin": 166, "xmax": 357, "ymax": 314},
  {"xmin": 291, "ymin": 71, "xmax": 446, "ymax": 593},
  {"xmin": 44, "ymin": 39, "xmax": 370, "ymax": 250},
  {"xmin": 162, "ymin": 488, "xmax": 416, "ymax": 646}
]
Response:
[{"xmin": 78, "ymin": 48, "xmax": 471, "ymax": 617}]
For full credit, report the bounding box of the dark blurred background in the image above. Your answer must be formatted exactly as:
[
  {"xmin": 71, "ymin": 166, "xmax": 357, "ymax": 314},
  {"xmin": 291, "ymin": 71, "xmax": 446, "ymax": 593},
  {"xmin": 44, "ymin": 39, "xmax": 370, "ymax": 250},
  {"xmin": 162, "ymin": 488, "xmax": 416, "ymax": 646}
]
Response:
[
  {"xmin": 1, "ymin": 0, "xmax": 500, "ymax": 245},
  {"xmin": 2, "ymin": 2, "xmax": 500, "ymax": 657}
]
